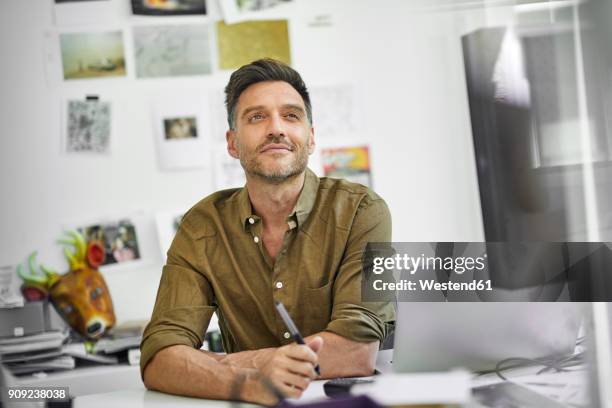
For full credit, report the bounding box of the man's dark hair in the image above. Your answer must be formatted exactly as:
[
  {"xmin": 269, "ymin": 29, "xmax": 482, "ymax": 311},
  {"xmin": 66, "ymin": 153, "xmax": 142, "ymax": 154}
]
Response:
[{"xmin": 224, "ymin": 58, "xmax": 312, "ymax": 130}]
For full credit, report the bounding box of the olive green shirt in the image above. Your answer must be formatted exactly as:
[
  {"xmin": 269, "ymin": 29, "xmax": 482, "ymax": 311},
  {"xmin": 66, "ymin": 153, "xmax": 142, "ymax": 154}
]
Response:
[{"xmin": 140, "ymin": 168, "xmax": 395, "ymax": 377}]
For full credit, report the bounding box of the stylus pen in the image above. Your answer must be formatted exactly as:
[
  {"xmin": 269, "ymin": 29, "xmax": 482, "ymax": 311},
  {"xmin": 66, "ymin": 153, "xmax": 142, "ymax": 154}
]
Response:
[{"xmin": 274, "ymin": 300, "xmax": 321, "ymax": 376}]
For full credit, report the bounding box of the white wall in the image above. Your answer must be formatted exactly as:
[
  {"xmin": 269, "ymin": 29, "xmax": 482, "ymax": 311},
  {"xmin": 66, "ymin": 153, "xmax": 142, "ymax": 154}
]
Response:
[{"xmin": 0, "ymin": 0, "xmax": 487, "ymax": 323}]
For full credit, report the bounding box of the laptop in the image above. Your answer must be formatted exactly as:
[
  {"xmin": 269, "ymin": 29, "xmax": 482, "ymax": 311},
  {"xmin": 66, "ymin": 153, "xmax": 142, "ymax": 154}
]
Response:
[{"xmin": 392, "ymin": 302, "xmax": 583, "ymax": 373}]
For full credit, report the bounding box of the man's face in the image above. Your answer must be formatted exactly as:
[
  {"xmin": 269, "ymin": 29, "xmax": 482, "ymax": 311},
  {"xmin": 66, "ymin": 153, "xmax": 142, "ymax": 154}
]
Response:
[{"xmin": 226, "ymin": 81, "xmax": 315, "ymax": 184}]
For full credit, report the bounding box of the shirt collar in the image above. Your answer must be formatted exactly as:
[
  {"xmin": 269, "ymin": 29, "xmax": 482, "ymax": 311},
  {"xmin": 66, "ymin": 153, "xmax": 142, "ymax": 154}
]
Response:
[
  {"xmin": 293, "ymin": 168, "xmax": 319, "ymax": 228},
  {"xmin": 238, "ymin": 168, "xmax": 320, "ymax": 231}
]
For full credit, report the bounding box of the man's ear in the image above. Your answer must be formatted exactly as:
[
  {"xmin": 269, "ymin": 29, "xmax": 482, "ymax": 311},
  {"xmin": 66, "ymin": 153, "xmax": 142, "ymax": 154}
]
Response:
[
  {"xmin": 226, "ymin": 130, "xmax": 240, "ymax": 159},
  {"xmin": 308, "ymin": 127, "xmax": 315, "ymax": 155}
]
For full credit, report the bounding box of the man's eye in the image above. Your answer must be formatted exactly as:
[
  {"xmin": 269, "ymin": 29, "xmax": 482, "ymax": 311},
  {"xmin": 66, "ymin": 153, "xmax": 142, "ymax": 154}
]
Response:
[
  {"xmin": 285, "ymin": 113, "xmax": 299, "ymax": 120},
  {"xmin": 248, "ymin": 113, "xmax": 264, "ymax": 122}
]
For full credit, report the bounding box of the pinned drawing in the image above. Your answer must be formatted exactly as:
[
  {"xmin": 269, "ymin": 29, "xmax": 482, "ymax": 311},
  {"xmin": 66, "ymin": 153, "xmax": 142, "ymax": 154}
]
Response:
[
  {"xmin": 63, "ymin": 98, "xmax": 111, "ymax": 153},
  {"xmin": 309, "ymin": 85, "xmax": 359, "ymax": 140},
  {"xmin": 133, "ymin": 24, "xmax": 212, "ymax": 78},
  {"xmin": 212, "ymin": 143, "xmax": 246, "ymax": 189}
]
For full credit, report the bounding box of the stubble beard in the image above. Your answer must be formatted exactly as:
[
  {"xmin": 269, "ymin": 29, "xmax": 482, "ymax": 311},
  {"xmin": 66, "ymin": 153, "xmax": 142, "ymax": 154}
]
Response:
[{"xmin": 238, "ymin": 138, "xmax": 309, "ymax": 185}]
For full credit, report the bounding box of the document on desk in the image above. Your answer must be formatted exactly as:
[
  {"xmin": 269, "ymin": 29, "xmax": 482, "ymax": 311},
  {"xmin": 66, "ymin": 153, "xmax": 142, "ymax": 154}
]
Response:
[{"xmin": 350, "ymin": 371, "xmax": 471, "ymax": 406}]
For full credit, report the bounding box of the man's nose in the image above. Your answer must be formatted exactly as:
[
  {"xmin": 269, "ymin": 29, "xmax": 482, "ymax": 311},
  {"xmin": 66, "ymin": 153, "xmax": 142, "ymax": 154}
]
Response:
[{"xmin": 266, "ymin": 113, "xmax": 286, "ymax": 137}]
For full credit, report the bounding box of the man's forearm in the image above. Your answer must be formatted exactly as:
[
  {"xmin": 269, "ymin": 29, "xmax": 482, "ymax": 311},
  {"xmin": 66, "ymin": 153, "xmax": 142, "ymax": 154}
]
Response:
[
  {"xmin": 143, "ymin": 345, "xmax": 271, "ymax": 405},
  {"xmin": 214, "ymin": 346, "xmax": 276, "ymax": 370},
  {"xmin": 306, "ymin": 332, "xmax": 378, "ymax": 378},
  {"xmin": 208, "ymin": 332, "xmax": 378, "ymax": 379}
]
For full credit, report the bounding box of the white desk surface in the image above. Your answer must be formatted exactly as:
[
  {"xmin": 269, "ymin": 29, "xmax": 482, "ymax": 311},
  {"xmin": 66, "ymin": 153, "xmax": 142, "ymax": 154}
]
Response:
[
  {"xmin": 70, "ymin": 349, "xmax": 587, "ymax": 407},
  {"xmin": 74, "ymin": 379, "xmax": 328, "ymax": 408},
  {"xmin": 73, "ymin": 369, "xmax": 588, "ymax": 408},
  {"xmin": 17, "ymin": 364, "xmax": 141, "ymax": 397}
]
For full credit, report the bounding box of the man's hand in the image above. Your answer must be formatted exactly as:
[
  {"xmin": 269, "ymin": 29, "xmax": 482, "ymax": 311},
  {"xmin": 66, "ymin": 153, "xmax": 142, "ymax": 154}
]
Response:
[{"xmin": 258, "ymin": 336, "xmax": 323, "ymax": 399}]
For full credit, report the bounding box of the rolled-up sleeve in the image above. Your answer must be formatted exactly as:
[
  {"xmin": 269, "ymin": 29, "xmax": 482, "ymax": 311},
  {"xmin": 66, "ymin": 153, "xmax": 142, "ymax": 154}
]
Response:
[
  {"xmin": 139, "ymin": 223, "xmax": 215, "ymax": 379},
  {"xmin": 324, "ymin": 197, "xmax": 395, "ymax": 343}
]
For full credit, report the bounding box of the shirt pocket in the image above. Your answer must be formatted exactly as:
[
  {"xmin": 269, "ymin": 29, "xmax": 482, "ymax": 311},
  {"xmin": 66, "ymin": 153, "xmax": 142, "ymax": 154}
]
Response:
[{"xmin": 301, "ymin": 281, "xmax": 333, "ymax": 335}]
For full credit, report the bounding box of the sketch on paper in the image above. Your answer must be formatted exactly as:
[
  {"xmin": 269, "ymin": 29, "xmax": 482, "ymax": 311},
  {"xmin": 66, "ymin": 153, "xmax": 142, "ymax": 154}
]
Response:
[
  {"xmin": 78, "ymin": 219, "xmax": 140, "ymax": 266},
  {"xmin": 216, "ymin": 20, "xmax": 290, "ymax": 70},
  {"xmin": 212, "ymin": 143, "xmax": 245, "ymax": 189},
  {"xmin": 235, "ymin": 0, "xmax": 291, "ymax": 12},
  {"xmin": 321, "ymin": 145, "xmax": 372, "ymax": 187},
  {"xmin": 219, "ymin": 0, "xmax": 292, "ymax": 24},
  {"xmin": 310, "ymin": 85, "xmax": 358, "ymax": 140},
  {"xmin": 133, "ymin": 24, "xmax": 212, "ymax": 78},
  {"xmin": 64, "ymin": 99, "xmax": 111, "ymax": 153},
  {"xmin": 60, "ymin": 31, "xmax": 125, "ymax": 80},
  {"xmin": 131, "ymin": 0, "xmax": 206, "ymax": 15}
]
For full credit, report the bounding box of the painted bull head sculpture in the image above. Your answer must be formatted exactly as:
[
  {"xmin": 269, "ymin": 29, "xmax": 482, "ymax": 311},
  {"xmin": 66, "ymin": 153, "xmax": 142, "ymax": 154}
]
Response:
[{"xmin": 17, "ymin": 231, "xmax": 116, "ymax": 340}]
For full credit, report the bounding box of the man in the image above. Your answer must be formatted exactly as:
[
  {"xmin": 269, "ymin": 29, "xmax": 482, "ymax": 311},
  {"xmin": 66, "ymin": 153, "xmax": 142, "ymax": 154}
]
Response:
[{"xmin": 141, "ymin": 59, "xmax": 394, "ymax": 405}]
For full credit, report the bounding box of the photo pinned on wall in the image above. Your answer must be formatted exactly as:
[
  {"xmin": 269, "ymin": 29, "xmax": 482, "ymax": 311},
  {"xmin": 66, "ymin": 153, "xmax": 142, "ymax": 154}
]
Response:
[
  {"xmin": 219, "ymin": 0, "xmax": 293, "ymax": 24},
  {"xmin": 320, "ymin": 145, "xmax": 373, "ymax": 188},
  {"xmin": 216, "ymin": 19, "xmax": 290, "ymax": 70},
  {"xmin": 152, "ymin": 94, "xmax": 210, "ymax": 170},
  {"xmin": 133, "ymin": 24, "xmax": 213, "ymax": 78},
  {"xmin": 154, "ymin": 210, "xmax": 185, "ymax": 261},
  {"xmin": 78, "ymin": 219, "xmax": 141, "ymax": 267},
  {"xmin": 164, "ymin": 117, "xmax": 198, "ymax": 140},
  {"xmin": 131, "ymin": 0, "xmax": 206, "ymax": 16},
  {"xmin": 59, "ymin": 30, "xmax": 126, "ymax": 80},
  {"xmin": 62, "ymin": 97, "xmax": 111, "ymax": 154}
]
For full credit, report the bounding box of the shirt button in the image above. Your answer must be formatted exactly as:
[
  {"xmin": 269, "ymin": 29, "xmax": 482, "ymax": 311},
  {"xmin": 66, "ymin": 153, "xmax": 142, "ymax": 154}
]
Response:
[
  {"xmin": 253, "ymin": 236, "xmax": 259, "ymax": 243},
  {"xmin": 275, "ymin": 281, "xmax": 283, "ymax": 289},
  {"xmin": 248, "ymin": 217, "xmax": 255, "ymax": 224},
  {"xmin": 283, "ymin": 331, "xmax": 291, "ymax": 339}
]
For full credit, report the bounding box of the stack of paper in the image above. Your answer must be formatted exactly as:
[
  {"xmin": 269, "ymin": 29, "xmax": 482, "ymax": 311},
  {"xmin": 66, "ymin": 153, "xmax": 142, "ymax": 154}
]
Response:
[
  {"xmin": 62, "ymin": 343, "xmax": 118, "ymax": 365},
  {"xmin": 0, "ymin": 331, "xmax": 74, "ymax": 375},
  {"xmin": 93, "ymin": 336, "xmax": 141, "ymax": 355},
  {"xmin": 0, "ymin": 331, "xmax": 66, "ymax": 354}
]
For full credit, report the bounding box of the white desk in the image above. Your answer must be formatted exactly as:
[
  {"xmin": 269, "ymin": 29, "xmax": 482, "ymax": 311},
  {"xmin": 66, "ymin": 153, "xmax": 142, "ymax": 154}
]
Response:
[
  {"xmin": 72, "ymin": 368, "xmax": 588, "ymax": 407},
  {"xmin": 17, "ymin": 364, "xmax": 141, "ymax": 397},
  {"xmin": 74, "ymin": 380, "xmax": 328, "ymax": 408}
]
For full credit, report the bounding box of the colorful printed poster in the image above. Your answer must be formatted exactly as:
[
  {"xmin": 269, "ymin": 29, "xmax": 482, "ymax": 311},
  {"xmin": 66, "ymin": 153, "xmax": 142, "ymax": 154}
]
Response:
[{"xmin": 321, "ymin": 145, "xmax": 372, "ymax": 187}]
